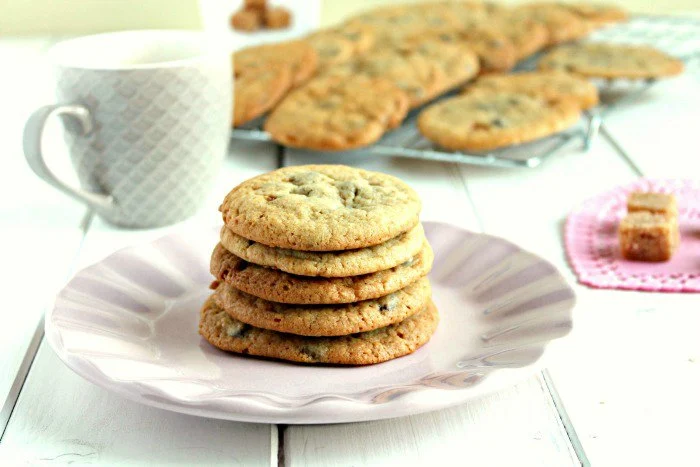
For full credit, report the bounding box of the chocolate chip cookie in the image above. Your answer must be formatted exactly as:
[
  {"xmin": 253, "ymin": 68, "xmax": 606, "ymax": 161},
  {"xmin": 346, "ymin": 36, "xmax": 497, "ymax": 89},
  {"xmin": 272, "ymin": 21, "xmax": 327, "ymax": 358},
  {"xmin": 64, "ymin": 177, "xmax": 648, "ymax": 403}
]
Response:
[
  {"xmin": 234, "ymin": 40, "xmax": 318, "ymax": 87},
  {"xmin": 538, "ymin": 43, "xmax": 685, "ymax": 79},
  {"xmin": 353, "ymin": 39, "xmax": 480, "ymax": 108},
  {"xmin": 555, "ymin": 2, "xmax": 627, "ymax": 26},
  {"xmin": 199, "ymin": 296, "xmax": 439, "ymax": 365},
  {"xmin": 427, "ymin": 25, "xmax": 517, "ymax": 74},
  {"xmin": 220, "ymin": 165, "xmax": 422, "ymax": 251},
  {"xmin": 465, "ymin": 71, "xmax": 599, "ymax": 110},
  {"xmin": 418, "ymin": 92, "xmax": 581, "ymax": 151},
  {"xmin": 233, "ymin": 66, "xmax": 292, "ymax": 127},
  {"xmin": 211, "ymin": 241, "xmax": 433, "ymax": 304},
  {"xmin": 220, "ymin": 223, "xmax": 425, "ymax": 277},
  {"xmin": 511, "ymin": 4, "xmax": 592, "ymax": 45},
  {"xmin": 264, "ymin": 75, "xmax": 409, "ymax": 151},
  {"xmin": 212, "ymin": 277, "xmax": 431, "ymax": 336}
]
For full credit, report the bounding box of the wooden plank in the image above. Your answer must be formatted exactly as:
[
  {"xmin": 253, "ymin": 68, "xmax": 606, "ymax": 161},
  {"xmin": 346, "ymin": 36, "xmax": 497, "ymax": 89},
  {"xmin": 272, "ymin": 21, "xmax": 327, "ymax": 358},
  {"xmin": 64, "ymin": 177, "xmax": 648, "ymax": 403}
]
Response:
[
  {"xmin": 0, "ymin": 344, "xmax": 276, "ymax": 466},
  {"xmin": 1, "ymin": 142, "xmax": 279, "ymax": 464},
  {"xmin": 285, "ymin": 376, "xmax": 577, "ymax": 467},
  {"xmin": 457, "ymin": 134, "xmax": 700, "ymax": 466},
  {"xmin": 0, "ymin": 38, "xmax": 88, "ymax": 425},
  {"xmin": 282, "ymin": 151, "xmax": 578, "ymax": 466}
]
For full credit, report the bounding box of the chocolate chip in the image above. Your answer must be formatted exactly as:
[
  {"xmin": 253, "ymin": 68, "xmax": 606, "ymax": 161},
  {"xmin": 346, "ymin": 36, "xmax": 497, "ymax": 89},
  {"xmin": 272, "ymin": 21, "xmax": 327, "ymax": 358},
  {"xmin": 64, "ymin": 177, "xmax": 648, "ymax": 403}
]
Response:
[
  {"xmin": 233, "ymin": 261, "xmax": 249, "ymax": 272},
  {"xmin": 300, "ymin": 345, "xmax": 322, "ymax": 361},
  {"xmin": 226, "ymin": 323, "xmax": 250, "ymax": 338},
  {"xmin": 491, "ymin": 118, "xmax": 506, "ymax": 128}
]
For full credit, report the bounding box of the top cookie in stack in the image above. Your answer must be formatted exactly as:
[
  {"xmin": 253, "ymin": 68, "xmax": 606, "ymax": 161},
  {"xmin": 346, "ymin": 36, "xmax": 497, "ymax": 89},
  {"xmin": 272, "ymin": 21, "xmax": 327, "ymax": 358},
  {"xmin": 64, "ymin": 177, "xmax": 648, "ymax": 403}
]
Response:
[{"xmin": 199, "ymin": 165, "xmax": 439, "ymax": 365}]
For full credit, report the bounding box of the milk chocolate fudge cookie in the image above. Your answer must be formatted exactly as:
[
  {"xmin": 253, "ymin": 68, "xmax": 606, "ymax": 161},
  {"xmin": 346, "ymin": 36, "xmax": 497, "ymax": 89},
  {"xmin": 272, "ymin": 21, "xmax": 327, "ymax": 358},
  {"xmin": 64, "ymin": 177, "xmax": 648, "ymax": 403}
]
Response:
[
  {"xmin": 199, "ymin": 297, "xmax": 439, "ymax": 364},
  {"xmin": 538, "ymin": 43, "xmax": 684, "ymax": 79},
  {"xmin": 220, "ymin": 165, "xmax": 422, "ymax": 251},
  {"xmin": 418, "ymin": 92, "xmax": 581, "ymax": 151},
  {"xmin": 220, "ymin": 223, "xmax": 425, "ymax": 277},
  {"xmin": 211, "ymin": 241, "xmax": 433, "ymax": 304},
  {"xmin": 234, "ymin": 40, "xmax": 318, "ymax": 87},
  {"xmin": 465, "ymin": 72, "xmax": 599, "ymax": 110},
  {"xmin": 511, "ymin": 4, "xmax": 591, "ymax": 45},
  {"xmin": 354, "ymin": 39, "xmax": 480, "ymax": 108},
  {"xmin": 233, "ymin": 66, "xmax": 292, "ymax": 127},
  {"xmin": 213, "ymin": 277, "xmax": 431, "ymax": 336},
  {"xmin": 264, "ymin": 75, "xmax": 409, "ymax": 151}
]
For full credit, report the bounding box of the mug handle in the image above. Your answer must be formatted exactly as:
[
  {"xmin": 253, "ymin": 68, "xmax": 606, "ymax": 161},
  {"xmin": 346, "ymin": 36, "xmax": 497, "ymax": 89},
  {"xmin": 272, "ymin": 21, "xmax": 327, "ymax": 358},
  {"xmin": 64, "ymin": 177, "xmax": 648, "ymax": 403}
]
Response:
[{"xmin": 23, "ymin": 104, "xmax": 115, "ymax": 211}]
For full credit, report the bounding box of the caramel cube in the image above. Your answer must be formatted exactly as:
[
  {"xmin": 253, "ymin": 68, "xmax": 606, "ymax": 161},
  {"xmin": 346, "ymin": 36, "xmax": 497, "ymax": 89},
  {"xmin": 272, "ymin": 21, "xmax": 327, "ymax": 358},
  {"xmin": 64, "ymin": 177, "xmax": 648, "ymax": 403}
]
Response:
[
  {"xmin": 244, "ymin": 0, "xmax": 267, "ymax": 12},
  {"xmin": 231, "ymin": 9, "xmax": 261, "ymax": 32},
  {"xmin": 265, "ymin": 7, "xmax": 292, "ymax": 29},
  {"xmin": 627, "ymin": 192, "xmax": 677, "ymax": 218},
  {"xmin": 619, "ymin": 211, "xmax": 679, "ymax": 262}
]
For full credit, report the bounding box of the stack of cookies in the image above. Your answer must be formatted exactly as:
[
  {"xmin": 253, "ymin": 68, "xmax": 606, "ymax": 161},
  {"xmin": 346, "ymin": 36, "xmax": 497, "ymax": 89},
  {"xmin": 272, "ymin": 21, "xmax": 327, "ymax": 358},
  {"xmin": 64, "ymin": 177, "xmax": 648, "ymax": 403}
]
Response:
[{"xmin": 199, "ymin": 165, "xmax": 439, "ymax": 365}]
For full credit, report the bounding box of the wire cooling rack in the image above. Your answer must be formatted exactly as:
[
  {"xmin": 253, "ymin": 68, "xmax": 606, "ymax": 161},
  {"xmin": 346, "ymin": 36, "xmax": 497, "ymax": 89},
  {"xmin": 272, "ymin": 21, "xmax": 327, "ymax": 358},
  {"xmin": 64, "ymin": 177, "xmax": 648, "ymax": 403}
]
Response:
[{"xmin": 230, "ymin": 15, "xmax": 700, "ymax": 169}]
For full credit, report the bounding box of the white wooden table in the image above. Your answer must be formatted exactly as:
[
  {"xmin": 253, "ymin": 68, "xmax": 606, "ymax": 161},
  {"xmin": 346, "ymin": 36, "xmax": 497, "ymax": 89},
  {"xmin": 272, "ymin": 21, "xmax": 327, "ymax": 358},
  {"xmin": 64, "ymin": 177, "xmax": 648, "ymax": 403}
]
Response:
[{"xmin": 0, "ymin": 38, "xmax": 699, "ymax": 467}]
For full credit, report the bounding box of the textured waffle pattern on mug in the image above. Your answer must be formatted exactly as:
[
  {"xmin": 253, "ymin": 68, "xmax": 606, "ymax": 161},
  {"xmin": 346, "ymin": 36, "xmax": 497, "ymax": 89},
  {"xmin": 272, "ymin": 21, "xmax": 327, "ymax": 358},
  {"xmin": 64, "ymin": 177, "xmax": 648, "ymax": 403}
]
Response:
[{"xmin": 565, "ymin": 178, "xmax": 700, "ymax": 292}]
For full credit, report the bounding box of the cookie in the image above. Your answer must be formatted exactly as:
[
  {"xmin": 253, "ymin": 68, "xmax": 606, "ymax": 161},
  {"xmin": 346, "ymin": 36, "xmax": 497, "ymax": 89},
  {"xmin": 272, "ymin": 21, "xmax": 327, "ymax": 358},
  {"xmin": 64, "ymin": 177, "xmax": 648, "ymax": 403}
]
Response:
[
  {"xmin": 511, "ymin": 4, "xmax": 592, "ymax": 45},
  {"xmin": 428, "ymin": 25, "xmax": 517, "ymax": 74},
  {"xmin": 332, "ymin": 23, "xmax": 376, "ymax": 54},
  {"xmin": 555, "ymin": 2, "xmax": 627, "ymax": 26},
  {"xmin": 234, "ymin": 40, "xmax": 318, "ymax": 87},
  {"xmin": 346, "ymin": 5, "xmax": 460, "ymax": 41},
  {"xmin": 220, "ymin": 223, "xmax": 425, "ymax": 277},
  {"xmin": 211, "ymin": 241, "xmax": 433, "ymax": 304},
  {"xmin": 212, "ymin": 277, "xmax": 431, "ymax": 336},
  {"xmin": 353, "ymin": 39, "xmax": 480, "ymax": 108},
  {"xmin": 417, "ymin": 92, "xmax": 581, "ymax": 151},
  {"xmin": 199, "ymin": 297, "xmax": 439, "ymax": 365},
  {"xmin": 233, "ymin": 65, "xmax": 292, "ymax": 127},
  {"xmin": 305, "ymin": 33, "xmax": 355, "ymax": 69},
  {"xmin": 220, "ymin": 165, "xmax": 422, "ymax": 251},
  {"xmin": 465, "ymin": 72, "xmax": 599, "ymax": 110},
  {"xmin": 538, "ymin": 43, "xmax": 685, "ymax": 79},
  {"xmin": 491, "ymin": 14, "xmax": 549, "ymax": 61},
  {"xmin": 264, "ymin": 75, "xmax": 409, "ymax": 151}
]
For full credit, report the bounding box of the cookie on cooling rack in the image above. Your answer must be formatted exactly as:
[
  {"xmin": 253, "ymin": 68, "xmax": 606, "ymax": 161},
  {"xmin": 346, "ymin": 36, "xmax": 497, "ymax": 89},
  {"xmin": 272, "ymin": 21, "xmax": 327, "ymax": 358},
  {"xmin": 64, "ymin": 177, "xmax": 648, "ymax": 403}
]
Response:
[
  {"xmin": 555, "ymin": 2, "xmax": 628, "ymax": 26},
  {"xmin": 233, "ymin": 66, "xmax": 292, "ymax": 127},
  {"xmin": 538, "ymin": 43, "xmax": 685, "ymax": 79},
  {"xmin": 465, "ymin": 71, "xmax": 599, "ymax": 110},
  {"xmin": 511, "ymin": 4, "xmax": 592, "ymax": 45},
  {"xmin": 425, "ymin": 25, "xmax": 517, "ymax": 74},
  {"xmin": 417, "ymin": 92, "xmax": 581, "ymax": 151},
  {"xmin": 234, "ymin": 40, "xmax": 318, "ymax": 87},
  {"xmin": 263, "ymin": 75, "xmax": 409, "ymax": 151}
]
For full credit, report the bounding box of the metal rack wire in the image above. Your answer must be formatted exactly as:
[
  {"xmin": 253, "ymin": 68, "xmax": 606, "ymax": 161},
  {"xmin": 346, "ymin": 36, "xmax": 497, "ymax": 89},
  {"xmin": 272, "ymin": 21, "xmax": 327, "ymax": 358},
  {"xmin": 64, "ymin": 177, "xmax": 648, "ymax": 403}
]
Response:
[{"xmin": 230, "ymin": 15, "xmax": 700, "ymax": 169}]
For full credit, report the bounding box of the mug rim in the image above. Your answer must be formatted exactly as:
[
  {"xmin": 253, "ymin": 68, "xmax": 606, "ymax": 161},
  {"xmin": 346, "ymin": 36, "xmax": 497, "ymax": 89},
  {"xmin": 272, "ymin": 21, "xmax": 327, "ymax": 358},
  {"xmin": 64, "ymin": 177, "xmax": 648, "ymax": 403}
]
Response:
[{"xmin": 48, "ymin": 30, "xmax": 228, "ymax": 71}]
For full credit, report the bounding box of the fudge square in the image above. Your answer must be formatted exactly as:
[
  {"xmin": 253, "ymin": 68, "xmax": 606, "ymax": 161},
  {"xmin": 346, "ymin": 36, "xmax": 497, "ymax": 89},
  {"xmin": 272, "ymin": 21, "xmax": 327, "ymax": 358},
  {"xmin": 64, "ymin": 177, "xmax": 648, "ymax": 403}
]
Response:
[
  {"xmin": 627, "ymin": 192, "xmax": 677, "ymax": 218},
  {"xmin": 619, "ymin": 211, "xmax": 680, "ymax": 261}
]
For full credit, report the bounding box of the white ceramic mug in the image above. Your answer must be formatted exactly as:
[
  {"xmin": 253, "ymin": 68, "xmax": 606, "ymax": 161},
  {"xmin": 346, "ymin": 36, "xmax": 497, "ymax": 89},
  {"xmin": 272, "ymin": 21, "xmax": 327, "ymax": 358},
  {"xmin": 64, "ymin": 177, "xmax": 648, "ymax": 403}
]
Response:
[{"xmin": 23, "ymin": 30, "xmax": 232, "ymax": 228}]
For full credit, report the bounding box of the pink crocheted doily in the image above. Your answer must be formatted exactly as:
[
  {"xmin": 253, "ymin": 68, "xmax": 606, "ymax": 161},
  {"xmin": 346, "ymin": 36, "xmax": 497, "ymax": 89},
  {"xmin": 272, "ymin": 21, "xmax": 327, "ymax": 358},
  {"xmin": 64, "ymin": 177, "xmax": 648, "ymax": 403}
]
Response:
[{"xmin": 565, "ymin": 179, "xmax": 700, "ymax": 292}]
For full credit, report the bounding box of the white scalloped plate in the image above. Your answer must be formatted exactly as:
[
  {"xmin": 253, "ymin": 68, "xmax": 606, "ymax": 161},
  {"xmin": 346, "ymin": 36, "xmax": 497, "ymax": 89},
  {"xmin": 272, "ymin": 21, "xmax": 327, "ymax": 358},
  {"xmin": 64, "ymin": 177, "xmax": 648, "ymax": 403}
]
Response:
[{"xmin": 46, "ymin": 222, "xmax": 575, "ymax": 424}]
